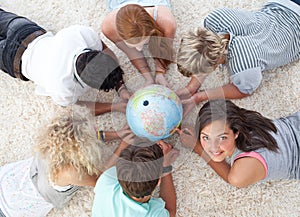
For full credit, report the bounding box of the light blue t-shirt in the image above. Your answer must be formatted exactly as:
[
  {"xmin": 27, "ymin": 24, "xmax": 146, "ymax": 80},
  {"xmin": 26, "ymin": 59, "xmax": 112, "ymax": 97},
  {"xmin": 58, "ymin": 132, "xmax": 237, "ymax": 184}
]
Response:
[{"xmin": 92, "ymin": 167, "xmax": 169, "ymax": 217}]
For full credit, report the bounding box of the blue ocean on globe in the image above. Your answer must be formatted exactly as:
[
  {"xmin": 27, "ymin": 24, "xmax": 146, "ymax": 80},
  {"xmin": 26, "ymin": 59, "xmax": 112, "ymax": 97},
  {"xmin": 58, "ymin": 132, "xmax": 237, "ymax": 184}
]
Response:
[{"xmin": 126, "ymin": 84, "xmax": 183, "ymax": 142}]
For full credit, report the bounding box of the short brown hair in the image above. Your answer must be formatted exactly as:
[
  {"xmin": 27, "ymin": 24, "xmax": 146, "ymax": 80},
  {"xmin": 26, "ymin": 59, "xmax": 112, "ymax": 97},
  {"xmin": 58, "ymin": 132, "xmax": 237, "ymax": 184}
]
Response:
[{"xmin": 116, "ymin": 142, "xmax": 164, "ymax": 198}]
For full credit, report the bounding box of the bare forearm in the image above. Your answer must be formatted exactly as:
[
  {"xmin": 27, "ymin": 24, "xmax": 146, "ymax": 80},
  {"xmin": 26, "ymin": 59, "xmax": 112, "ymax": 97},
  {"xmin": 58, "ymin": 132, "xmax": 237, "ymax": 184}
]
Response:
[
  {"xmin": 105, "ymin": 141, "xmax": 129, "ymax": 169},
  {"xmin": 193, "ymin": 142, "xmax": 231, "ymax": 183},
  {"xmin": 77, "ymin": 101, "xmax": 114, "ymax": 116},
  {"xmin": 186, "ymin": 75, "xmax": 206, "ymax": 95},
  {"xmin": 160, "ymin": 173, "xmax": 176, "ymax": 217},
  {"xmin": 194, "ymin": 83, "xmax": 250, "ymax": 104},
  {"xmin": 102, "ymin": 131, "xmax": 119, "ymax": 141},
  {"xmin": 116, "ymin": 42, "xmax": 151, "ymax": 74}
]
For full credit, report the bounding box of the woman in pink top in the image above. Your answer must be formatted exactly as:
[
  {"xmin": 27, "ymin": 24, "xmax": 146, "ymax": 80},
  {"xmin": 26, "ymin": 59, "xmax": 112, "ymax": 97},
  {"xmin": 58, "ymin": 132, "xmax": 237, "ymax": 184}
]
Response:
[{"xmin": 177, "ymin": 100, "xmax": 300, "ymax": 188}]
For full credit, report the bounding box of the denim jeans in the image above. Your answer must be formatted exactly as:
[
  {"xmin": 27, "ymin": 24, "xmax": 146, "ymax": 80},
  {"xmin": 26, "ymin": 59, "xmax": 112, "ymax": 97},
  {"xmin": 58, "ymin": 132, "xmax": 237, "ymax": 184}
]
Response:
[{"xmin": 0, "ymin": 9, "xmax": 45, "ymax": 80}]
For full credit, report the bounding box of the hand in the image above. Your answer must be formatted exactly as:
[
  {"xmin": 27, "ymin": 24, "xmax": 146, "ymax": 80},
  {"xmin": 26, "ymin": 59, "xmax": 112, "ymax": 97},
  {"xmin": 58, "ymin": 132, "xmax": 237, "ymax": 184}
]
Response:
[
  {"xmin": 157, "ymin": 140, "xmax": 179, "ymax": 167},
  {"xmin": 176, "ymin": 127, "xmax": 197, "ymax": 149},
  {"xmin": 111, "ymin": 102, "xmax": 127, "ymax": 113},
  {"xmin": 155, "ymin": 73, "xmax": 169, "ymax": 87},
  {"xmin": 142, "ymin": 72, "xmax": 154, "ymax": 86},
  {"xmin": 116, "ymin": 125, "xmax": 133, "ymax": 139},
  {"xmin": 121, "ymin": 130, "xmax": 135, "ymax": 145},
  {"xmin": 176, "ymin": 87, "xmax": 193, "ymax": 100},
  {"xmin": 181, "ymin": 97, "xmax": 197, "ymax": 117},
  {"xmin": 118, "ymin": 86, "xmax": 132, "ymax": 101}
]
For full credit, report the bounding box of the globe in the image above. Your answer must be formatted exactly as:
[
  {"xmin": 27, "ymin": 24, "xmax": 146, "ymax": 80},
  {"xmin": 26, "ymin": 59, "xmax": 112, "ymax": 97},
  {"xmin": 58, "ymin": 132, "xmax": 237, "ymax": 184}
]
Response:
[{"xmin": 126, "ymin": 84, "xmax": 183, "ymax": 142}]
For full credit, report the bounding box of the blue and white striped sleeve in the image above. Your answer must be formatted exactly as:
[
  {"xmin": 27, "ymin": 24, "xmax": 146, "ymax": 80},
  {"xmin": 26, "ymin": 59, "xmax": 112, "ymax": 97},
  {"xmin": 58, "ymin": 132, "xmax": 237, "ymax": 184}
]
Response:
[{"xmin": 204, "ymin": 8, "xmax": 258, "ymax": 36}]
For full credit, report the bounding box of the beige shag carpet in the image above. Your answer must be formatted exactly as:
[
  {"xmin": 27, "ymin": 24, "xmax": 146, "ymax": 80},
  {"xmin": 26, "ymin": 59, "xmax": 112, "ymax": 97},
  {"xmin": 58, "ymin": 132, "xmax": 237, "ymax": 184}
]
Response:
[{"xmin": 1, "ymin": 0, "xmax": 300, "ymax": 216}]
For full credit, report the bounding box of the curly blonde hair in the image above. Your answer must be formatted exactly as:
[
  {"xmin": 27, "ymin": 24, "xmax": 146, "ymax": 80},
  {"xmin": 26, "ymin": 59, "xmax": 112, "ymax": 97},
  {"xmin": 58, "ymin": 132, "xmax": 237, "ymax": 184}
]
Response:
[
  {"xmin": 116, "ymin": 4, "xmax": 174, "ymax": 68},
  {"xmin": 35, "ymin": 106, "xmax": 102, "ymax": 182},
  {"xmin": 177, "ymin": 28, "xmax": 228, "ymax": 77}
]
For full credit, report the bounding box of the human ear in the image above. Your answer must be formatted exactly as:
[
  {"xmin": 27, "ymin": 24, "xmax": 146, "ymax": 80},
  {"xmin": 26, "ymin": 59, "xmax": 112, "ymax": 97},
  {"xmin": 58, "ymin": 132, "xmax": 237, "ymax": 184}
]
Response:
[{"xmin": 234, "ymin": 132, "xmax": 239, "ymax": 139}]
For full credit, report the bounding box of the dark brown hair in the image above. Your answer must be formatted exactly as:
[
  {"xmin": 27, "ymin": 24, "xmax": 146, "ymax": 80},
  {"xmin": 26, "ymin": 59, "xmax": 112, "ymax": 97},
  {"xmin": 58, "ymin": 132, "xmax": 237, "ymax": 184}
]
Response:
[
  {"xmin": 195, "ymin": 100, "xmax": 278, "ymax": 152},
  {"xmin": 76, "ymin": 50, "xmax": 124, "ymax": 91},
  {"xmin": 116, "ymin": 142, "xmax": 164, "ymax": 198}
]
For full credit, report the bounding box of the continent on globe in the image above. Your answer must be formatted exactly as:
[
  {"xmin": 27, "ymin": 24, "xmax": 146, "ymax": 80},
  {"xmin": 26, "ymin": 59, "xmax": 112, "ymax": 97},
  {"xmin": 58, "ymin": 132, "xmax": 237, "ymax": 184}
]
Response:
[{"xmin": 126, "ymin": 84, "xmax": 183, "ymax": 142}]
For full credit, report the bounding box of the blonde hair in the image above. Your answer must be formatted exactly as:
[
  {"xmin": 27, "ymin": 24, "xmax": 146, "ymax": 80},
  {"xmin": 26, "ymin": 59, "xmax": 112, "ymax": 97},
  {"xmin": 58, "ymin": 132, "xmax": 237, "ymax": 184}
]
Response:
[
  {"xmin": 116, "ymin": 4, "xmax": 174, "ymax": 68},
  {"xmin": 177, "ymin": 28, "xmax": 228, "ymax": 77},
  {"xmin": 35, "ymin": 106, "xmax": 102, "ymax": 182}
]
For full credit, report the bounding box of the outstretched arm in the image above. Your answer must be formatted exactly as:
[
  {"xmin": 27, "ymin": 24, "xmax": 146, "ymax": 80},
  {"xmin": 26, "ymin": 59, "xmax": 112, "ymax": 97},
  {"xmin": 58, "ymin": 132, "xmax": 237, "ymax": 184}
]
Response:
[
  {"xmin": 104, "ymin": 133, "xmax": 135, "ymax": 170},
  {"xmin": 177, "ymin": 128, "xmax": 265, "ymax": 188},
  {"xmin": 154, "ymin": 7, "xmax": 177, "ymax": 87},
  {"xmin": 176, "ymin": 74, "xmax": 206, "ymax": 99},
  {"xmin": 77, "ymin": 101, "xmax": 126, "ymax": 116},
  {"xmin": 193, "ymin": 83, "xmax": 250, "ymax": 103},
  {"xmin": 97, "ymin": 125, "xmax": 132, "ymax": 141},
  {"xmin": 157, "ymin": 141, "xmax": 179, "ymax": 217},
  {"xmin": 181, "ymin": 83, "xmax": 250, "ymax": 116}
]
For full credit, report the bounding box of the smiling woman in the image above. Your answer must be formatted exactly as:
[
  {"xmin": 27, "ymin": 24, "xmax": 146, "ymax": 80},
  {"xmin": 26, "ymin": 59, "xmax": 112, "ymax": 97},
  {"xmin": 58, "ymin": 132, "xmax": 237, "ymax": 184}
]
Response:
[
  {"xmin": 178, "ymin": 100, "xmax": 300, "ymax": 188},
  {"xmin": 199, "ymin": 120, "xmax": 238, "ymax": 162}
]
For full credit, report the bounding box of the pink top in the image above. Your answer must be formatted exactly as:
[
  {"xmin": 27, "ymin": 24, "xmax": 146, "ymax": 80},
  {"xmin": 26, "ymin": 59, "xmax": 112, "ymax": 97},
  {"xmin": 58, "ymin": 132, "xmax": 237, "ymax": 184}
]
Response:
[{"xmin": 233, "ymin": 152, "xmax": 268, "ymax": 179}]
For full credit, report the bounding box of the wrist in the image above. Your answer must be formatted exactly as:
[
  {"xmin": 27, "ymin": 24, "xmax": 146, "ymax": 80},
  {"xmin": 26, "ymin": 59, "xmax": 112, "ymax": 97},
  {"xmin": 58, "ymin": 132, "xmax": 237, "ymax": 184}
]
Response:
[
  {"xmin": 162, "ymin": 165, "xmax": 173, "ymax": 174},
  {"xmin": 155, "ymin": 70, "xmax": 166, "ymax": 75},
  {"xmin": 97, "ymin": 130, "xmax": 106, "ymax": 142},
  {"xmin": 193, "ymin": 91, "xmax": 207, "ymax": 104},
  {"xmin": 139, "ymin": 65, "xmax": 151, "ymax": 74},
  {"xmin": 117, "ymin": 83, "xmax": 127, "ymax": 97}
]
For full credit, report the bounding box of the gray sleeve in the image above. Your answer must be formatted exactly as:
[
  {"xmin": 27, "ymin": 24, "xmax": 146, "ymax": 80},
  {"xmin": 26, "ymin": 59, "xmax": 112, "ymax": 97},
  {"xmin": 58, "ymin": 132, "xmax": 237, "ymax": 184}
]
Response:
[
  {"xmin": 230, "ymin": 67, "xmax": 262, "ymax": 94},
  {"xmin": 30, "ymin": 155, "xmax": 80, "ymax": 209}
]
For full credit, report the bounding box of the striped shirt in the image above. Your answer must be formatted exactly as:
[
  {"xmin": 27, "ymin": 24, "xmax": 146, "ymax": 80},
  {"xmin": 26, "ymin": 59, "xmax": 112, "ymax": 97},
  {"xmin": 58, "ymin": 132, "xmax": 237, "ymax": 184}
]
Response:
[{"xmin": 204, "ymin": 0, "xmax": 300, "ymax": 94}]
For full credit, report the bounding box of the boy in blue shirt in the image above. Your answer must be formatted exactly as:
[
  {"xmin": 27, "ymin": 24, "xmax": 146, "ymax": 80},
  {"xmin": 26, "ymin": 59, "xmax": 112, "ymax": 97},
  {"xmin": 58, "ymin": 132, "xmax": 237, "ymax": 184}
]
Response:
[{"xmin": 92, "ymin": 139, "xmax": 179, "ymax": 217}]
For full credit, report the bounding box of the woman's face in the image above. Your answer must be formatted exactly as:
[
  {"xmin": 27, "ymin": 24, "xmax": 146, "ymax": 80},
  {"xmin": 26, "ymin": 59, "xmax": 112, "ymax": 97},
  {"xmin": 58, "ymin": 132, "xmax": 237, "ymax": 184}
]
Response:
[
  {"xmin": 124, "ymin": 36, "xmax": 150, "ymax": 51},
  {"xmin": 200, "ymin": 120, "xmax": 238, "ymax": 162}
]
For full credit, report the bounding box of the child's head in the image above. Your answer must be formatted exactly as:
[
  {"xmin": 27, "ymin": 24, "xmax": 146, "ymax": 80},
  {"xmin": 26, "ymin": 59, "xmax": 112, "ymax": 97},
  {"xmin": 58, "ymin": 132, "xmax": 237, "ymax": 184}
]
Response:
[
  {"xmin": 116, "ymin": 4, "xmax": 162, "ymax": 43},
  {"xmin": 75, "ymin": 50, "xmax": 124, "ymax": 92},
  {"xmin": 36, "ymin": 106, "xmax": 102, "ymax": 182},
  {"xmin": 116, "ymin": 4, "xmax": 174, "ymax": 68},
  {"xmin": 195, "ymin": 100, "xmax": 278, "ymax": 155},
  {"xmin": 177, "ymin": 28, "xmax": 228, "ymax": 77},
  {"xmin": 116, "ymin": 142, "xmax": 164, "ymax": 199}
]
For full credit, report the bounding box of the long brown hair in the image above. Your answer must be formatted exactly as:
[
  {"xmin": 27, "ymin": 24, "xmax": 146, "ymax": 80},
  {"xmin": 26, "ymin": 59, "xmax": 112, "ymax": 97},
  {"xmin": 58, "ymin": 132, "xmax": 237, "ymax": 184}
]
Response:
[
  {"xmin": 195, "ymin": 100, "xmax": 278, "ymax": 152},
  {"xmin": 116, "ymin": 4, "xmax": 174, "ymax": 68}
]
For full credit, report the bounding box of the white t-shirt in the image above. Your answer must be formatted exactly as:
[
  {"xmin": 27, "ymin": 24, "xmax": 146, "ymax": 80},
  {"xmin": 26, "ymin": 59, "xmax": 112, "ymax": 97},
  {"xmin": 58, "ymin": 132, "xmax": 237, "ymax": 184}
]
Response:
[
  {"xmin": 0, "ymin": 158, "xmax": 53, "ymax": 217},
  {"xmin": 22, "ymin": 25, "xmax": 103, "ymax": 106}
]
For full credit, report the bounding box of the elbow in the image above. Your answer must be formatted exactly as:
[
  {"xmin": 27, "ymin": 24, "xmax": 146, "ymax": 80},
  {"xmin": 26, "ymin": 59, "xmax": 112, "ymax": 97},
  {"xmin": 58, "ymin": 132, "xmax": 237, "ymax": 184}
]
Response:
[
  {"xmin": 227, "ymin": 174, "xmax": 250, "ymax": 188},
  {"xmin": 101, "ymin": 22, "xmax": 110, "ymax": 38}
]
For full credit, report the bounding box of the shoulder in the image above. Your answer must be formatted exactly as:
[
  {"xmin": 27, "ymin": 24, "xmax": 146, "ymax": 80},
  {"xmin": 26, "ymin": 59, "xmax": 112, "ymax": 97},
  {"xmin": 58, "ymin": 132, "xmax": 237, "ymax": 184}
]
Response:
[
  {"xmin": 204, "ymin": 8, "xmax": 231, "ymax": 28},
  {"xmin": 155, "ymin": 6, "xmax": 176, "ymax": 37},
  {"xmin": 101, "ymin": 10, "xmax": 120, "ymax": 41},
  {"xmin": 147, "ymin": 197, "xmax": 169, "ymax": 217},
  {"xmin": 228, "ymin": 152, "xmax": 267, "ymax": 187},
  {"xmin": 95, "ymin": 167, "xmax": 118, "ymax": 190}
]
